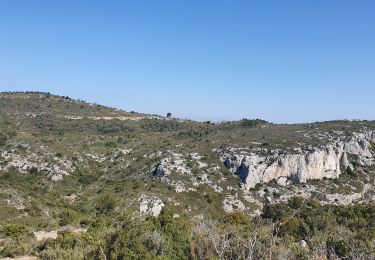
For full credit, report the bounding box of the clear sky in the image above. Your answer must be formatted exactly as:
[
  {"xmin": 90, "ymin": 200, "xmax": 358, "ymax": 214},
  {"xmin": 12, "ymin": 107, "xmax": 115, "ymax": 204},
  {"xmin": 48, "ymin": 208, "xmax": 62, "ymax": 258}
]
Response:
[{"xmin": 0, "ymin": 1, "xmax": 374, "ymax": 123}]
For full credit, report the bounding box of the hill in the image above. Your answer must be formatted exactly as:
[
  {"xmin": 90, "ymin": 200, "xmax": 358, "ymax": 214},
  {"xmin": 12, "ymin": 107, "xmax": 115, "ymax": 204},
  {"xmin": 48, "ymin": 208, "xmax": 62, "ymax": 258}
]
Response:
[{"xmin": 1, "ymin": 92, "xmax": 375, "ymax": 259}]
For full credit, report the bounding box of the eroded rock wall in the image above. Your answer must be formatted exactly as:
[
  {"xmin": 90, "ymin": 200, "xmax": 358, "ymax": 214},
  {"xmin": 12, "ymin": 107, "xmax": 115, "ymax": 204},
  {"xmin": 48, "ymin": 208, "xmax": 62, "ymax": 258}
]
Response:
[{"xmin": 218, "ymin": 130, "xmax": 375, "ymax": 189}]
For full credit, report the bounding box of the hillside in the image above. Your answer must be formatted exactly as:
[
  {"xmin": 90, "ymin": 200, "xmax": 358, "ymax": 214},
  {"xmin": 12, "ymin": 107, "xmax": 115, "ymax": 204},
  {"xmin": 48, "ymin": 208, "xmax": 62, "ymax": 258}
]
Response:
[{"xmin": 1, "ymin": 92, "xmax": 375, "ymax": 259}]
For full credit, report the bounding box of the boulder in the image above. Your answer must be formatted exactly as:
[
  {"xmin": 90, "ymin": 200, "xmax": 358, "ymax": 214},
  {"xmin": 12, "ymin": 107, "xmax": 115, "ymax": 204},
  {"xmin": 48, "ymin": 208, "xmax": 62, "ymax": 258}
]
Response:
[
  {"xmin": 276, "ymin": 177, "xmax": 289, "ymax": 186},
  {"xmin": 139, "ymin": 195, "xmax": 165, "ymax": 217},
  {"xmin": 298, "ymin": 240, "xmax": 308, "ymax": 247}
]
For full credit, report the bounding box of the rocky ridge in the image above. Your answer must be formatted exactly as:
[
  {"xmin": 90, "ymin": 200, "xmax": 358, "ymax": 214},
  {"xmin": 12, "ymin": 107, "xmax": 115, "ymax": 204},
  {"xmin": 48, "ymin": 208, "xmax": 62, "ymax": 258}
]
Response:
[{"xmin": 217, "ymin": 130, "xmax": 375, "ymax": 189}]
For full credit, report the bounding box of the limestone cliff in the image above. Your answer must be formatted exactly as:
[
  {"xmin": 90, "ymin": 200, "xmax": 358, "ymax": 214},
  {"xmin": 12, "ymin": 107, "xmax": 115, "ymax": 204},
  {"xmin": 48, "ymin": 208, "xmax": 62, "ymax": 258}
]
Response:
[{"xmin": 217, "ymin": 130, "xmax": 375, "ymax": 189}]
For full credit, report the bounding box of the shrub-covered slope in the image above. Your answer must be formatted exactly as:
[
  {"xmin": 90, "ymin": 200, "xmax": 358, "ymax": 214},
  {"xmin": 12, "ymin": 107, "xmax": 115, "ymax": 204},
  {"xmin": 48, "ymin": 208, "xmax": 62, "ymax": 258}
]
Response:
[{"xmin": 1, "ymin": 92, "xmax": 375, "ymax": 259}]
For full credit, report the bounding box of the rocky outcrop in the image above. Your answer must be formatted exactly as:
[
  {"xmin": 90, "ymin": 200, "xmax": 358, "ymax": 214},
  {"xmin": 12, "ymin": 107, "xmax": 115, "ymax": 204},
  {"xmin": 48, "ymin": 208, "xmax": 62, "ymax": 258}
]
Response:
[
  {"xmin": 139, "ymin": 195, "xmax": 165, "ymax": 217},
  {"xmin": 34, "ymin": 231, "xmax": 58, "ymax": 241},
  {"xmin": 217, "ymin": 130, "xmax": 375, "ymax": 189},
  {"xmin": 0, "ymin": 145, "xmax": 74, "ymax": 180},
  {"xmin": 223, "ymin": 195, "xmax": 246, "ymax": 213},
  {"xmin": 152, "ymin": 152, "xmax": 191, "ymax": 177},
  {"xmin": 34, "ymin": 227, "xmax": 87, "ymax": 242}
]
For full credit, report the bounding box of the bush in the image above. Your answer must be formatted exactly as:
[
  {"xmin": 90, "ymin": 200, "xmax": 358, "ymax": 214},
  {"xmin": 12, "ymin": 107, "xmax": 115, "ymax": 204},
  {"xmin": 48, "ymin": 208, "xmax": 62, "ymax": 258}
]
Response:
[
  {"xmin": 95, "ymin": 193, "xmax": 116, "ymax": 214},
  {"xmin": 2, "ymin": 224, "xmax": 30, "ymax": 238},
  {"xmin": 141, "ymin": 119, "xmax": 184, "ymax": 132},
  {"xmin": 262, "ymin": 202, "xmax": 292, "ymax": 221},
  {"xmin": 288, "ymin": 196, "xmax": 305, "ymax": 210},
  {"xmin": 327, "ymin": 237, "xmax": 351, "ymax": 258},
  {"xmin": 278, "ymin": 216, "xmax": 304, "ymax": 240},
  {"xmin": 36, "ymin": 231, "xmax": 94, "ymax": 259},
  {"xmin": 152, "ymin": 211, "xmax": 192, "ymax": 259},
  {"xmin": 59, "ymin": 209, "xmax": 79, "ymax": 226},
  {"xmin": 240, "ymin": 118, "xmax": 268, "ymax": 128},
  {"xmin": 1, "ymin": 240, "xmax": 34, "ymax": 258},
  {"xmin": 0, "ymin": 134, "xmax": 7, "ymax": 146},
  {"xmin": 223, "ymin": 212, "xmax": 251, "ymax": 226}
]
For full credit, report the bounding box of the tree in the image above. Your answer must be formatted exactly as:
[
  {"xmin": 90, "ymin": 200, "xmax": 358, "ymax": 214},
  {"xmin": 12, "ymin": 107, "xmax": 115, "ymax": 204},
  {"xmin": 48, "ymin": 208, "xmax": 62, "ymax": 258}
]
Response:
[{"xmin": 167, "ymin": 112, "xmax": 172, "ymax": 118}]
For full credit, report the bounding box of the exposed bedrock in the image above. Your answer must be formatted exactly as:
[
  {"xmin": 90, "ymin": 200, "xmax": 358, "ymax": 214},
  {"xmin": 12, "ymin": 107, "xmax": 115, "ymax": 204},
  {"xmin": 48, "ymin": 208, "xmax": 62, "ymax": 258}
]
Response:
[{"xmin": 218, "ymin": 130, "xmax": 375, "ymax": 189}]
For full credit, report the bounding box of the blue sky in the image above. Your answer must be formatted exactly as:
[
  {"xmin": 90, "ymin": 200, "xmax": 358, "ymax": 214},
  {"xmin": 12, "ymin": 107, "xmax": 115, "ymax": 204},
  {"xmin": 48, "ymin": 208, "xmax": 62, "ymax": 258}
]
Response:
[{"xmin": 0, "ymin": 1, "xmax": 374, "ymax": 123}]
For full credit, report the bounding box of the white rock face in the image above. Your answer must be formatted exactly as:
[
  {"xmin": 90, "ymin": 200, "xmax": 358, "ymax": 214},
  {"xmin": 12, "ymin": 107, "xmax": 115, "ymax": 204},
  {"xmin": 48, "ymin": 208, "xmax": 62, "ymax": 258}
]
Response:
[
  {"xmin": 0, "ymin": 144, "xmax": 73, "ymax": 180},
  {"xmin": 345, "ymin": 132, "xmax": 373, "ymax": 158},
  {"xmin": 34, "ymin": 231, "xmax": 58, "ymax": 241},
  {"xmin": 139, "ymin": 195, "xmax": 165, "ymax": 217},
  {"xmin": 223, "ymin": 195, "xmax": 246, "ymax": 212},
  {"xmin": 218, "ymin": 130, "xmax": 375, "ymax": 189},
  {"xmin": 152, "ymin": 151, "xmax": 224, "ymax": 193},
  {"xmin": 34, "ymin": 227, "xmax": 87, "ymax": 242},
  {"xmin": 153, "ymin": 152, "xmax": 191, "ymax": 177},
  {"xmin": 276, "ymin": 177, "xmax": 289, "ymax": 187}
]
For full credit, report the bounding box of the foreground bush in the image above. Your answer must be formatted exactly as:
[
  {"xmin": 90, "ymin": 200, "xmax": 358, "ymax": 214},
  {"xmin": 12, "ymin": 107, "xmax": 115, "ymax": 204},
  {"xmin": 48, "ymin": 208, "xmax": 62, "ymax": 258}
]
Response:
[{"xmin": 2, "ymin": 200, "xmax": 375, "ymax": 259}]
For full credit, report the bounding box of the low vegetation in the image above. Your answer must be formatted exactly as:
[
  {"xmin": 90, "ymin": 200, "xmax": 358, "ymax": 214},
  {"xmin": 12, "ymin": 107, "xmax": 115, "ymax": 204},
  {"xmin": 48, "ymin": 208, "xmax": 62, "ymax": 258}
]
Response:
[
  {"xmin": 1, "ymin": 92, "xmax": 375, "ymax": 259},
  {"xmin": 2, "ymin": 198, "xmax": 375, "ymax": 259}
]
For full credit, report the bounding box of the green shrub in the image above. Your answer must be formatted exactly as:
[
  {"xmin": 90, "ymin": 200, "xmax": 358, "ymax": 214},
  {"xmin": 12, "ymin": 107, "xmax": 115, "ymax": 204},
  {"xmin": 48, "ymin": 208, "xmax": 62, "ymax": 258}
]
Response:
[
  {"xmin": 95, "ymin": 193, "xmax": 116, "ymax": 214},
  {"xmin": 36, "ymin": 231, "xmax": 94, "ymax": 259},
  {"xmin": 279, "ymin": 216, "xmax": 304, "ymax": 240},
  {"xmin": 262, "ymin": 202, "xmax": 292, "ymax": 221},
  {"xmin": 152, "ymin": 211, "xmax": 191, "ymax": 259},
  {"xmin": 223, "ymin": 212, "xmax": 251, "ymax": 226},
  {"xmin": 2, "ymin": 224, "xmax": 31, "ymax": 238},
  {"xmin": 287, "ymin": 196, "xmax": 305, "ymax": 209},
  {"xmin": 370, "ymin": 141, "xmax": 375, "ymax": 152},
  {"xmin": 59, "ymin": 209, "xmax": 79, "ymax": 226},
  {"xmin": 0, "ymin": 134, "xmax": 7, "ymax": 146},
  {"xmin": 240, "ymin": 118, "xmax": 268, "ymax": 128},
  {"xmin": 327, "ymin": 237, "xmax": 351, "ymax": 258},
  {"xmin": 1, "ymin": 240, "xmax": 34, "ymax": 258}
]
